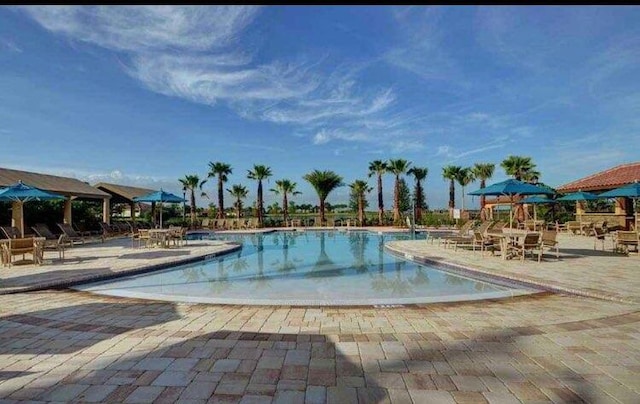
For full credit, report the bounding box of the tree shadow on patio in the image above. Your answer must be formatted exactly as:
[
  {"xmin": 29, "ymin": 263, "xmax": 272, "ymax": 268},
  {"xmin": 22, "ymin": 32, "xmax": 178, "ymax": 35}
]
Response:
[{"xmin": 1, "ymin": 328, "xmax": 386, "ymax": 403}]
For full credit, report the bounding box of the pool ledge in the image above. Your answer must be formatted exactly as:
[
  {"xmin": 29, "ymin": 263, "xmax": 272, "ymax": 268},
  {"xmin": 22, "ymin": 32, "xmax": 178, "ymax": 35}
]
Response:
[{"xmin": 385, "ymin": 242, "xmax": 637, "ymax": 304}]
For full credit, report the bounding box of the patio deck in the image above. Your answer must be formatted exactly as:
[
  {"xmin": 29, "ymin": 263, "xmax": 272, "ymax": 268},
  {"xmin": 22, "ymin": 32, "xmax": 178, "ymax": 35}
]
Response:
[{"xmin": 0, "ymin": 229, "xmax": 638, "ymax": 403}]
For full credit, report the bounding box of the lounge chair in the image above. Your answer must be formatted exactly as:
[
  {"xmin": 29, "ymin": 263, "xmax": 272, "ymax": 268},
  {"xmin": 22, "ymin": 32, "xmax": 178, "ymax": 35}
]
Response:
[
  {"xmin": 100, "ymin": 222, "xmax": 119, "ymax": 238},
  {"xmin": 507, "ymin": 232, "xmax": 542, "ymax": 262},
  {"xmin": 444, "ymin": 221, "xmax": 492, "ymax": 249},
  {"xmin": 439, "ymin": 220, "xmax": 477, "ymax": 247},
  {"xmin": 32, "ymin": 223, "xmax": 67, "ymax": 259},
  {"xmin": 1, "ymin": 226, "xmax": 21, "ymax": 239}
]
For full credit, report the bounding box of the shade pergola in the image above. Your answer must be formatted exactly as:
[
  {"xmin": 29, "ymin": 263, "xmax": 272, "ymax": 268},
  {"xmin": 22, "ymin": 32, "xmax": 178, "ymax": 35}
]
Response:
[
  {"xmin": 0, "ymin": 167, "xmax": 111, "ymax": 235},
  {"xmin": 95, "ymin": 182, "xmax": 154, "ymax": 222}
]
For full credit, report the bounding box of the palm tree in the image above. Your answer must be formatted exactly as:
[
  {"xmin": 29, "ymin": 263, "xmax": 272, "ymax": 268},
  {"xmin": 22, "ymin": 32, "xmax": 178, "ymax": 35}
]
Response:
[
  {"xmin": 387, "ymin": 159, "xmax": 411, "ymax": 224},
  {"xmin": 349, "ymin": 180, "xmax": 373, "ymax": 226},
  {"xmin": 303, "ymin": 170, "xmax": 344, "ymax": 226},
  {"xmin": 226, "ymin": 184, "xmax": 248, "ymax": 219},
  {"xmin": 472, "ymin": 163, "xmax": 495, "ymax": 219},
  {"xmin": 442, "ymin": 165, "xmax": 463, "ymax": 217},
  {"xmin": 407, "ymin": 167, "xmax": 428, "ymax": 223},
  {"xmin": 455, "ymin": 168, "xmax": 475, "ymax": 212},
  {"xmin": 247, "ymin": 165, "xmax": 273, "ymax": 227},
  {"xmin": 501, "ymin": 155, "xmax": 538, "ymax": 182},
  {"xmin": 270, "ymin": 179, "xmax": 300, "ymax": 224},
  {"xmin": 207, "ymin": 162, "xmax": 232, "ymax": 219},
  {"xmin": 368, "ymin": 160, "xmax": 388, "ymax": 225},
  {"xmin": 178, "ymin": 174, "xmax": 207, "ymax": 229}
]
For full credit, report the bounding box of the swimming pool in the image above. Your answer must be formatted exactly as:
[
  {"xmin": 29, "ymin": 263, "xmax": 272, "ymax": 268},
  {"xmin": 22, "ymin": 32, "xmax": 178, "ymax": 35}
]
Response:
[{"xmin": 76, "ymin": 230, "xmax": 536, "ymax": 305}]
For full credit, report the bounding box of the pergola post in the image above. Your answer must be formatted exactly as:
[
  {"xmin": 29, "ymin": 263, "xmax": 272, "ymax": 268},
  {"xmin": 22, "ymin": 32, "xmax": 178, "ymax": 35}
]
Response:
[
  {"xmin": 103, "ymin": 198, "xmax": 110, "ymax": 224},
  {"xmin": 63, "ymin": 197, "xmax": 73, "ymax": 225},
  {"xmin": 614, "ymin": 197, "xmax": 626, "ymax": 215},
  {"xmin": 11, "ymin": 201, "xmax": 23, "ymax": 236},
  {"xmin": 130, "ymin": 202, "xmax": 136, "ymax": 222}
]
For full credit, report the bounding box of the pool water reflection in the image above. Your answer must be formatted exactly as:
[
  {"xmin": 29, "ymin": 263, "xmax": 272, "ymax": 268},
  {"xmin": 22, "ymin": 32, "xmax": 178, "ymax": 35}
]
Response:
[{"xmin": 77, "ymin": 231, "xmax": 535, "ymax": 305}]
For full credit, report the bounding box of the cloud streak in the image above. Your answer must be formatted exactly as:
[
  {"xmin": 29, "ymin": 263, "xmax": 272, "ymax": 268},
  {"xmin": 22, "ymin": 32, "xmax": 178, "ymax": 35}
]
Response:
[{"xmin": 21, "ymin": 5, "xmax": 396, "ymax": 148}]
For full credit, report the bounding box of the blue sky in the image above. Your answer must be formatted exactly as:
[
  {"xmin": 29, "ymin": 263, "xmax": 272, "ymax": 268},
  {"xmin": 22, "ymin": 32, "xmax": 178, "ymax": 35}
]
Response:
[{"xmin": 1, "ymin": 6, "xmax": 639, "ymax": 209}]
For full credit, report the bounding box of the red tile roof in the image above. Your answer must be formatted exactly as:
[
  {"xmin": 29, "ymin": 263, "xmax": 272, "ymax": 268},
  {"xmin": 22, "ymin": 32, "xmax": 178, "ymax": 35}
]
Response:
[{"xmin": 557, "ymin": 162, "xmax": 640, "ymax": 193}]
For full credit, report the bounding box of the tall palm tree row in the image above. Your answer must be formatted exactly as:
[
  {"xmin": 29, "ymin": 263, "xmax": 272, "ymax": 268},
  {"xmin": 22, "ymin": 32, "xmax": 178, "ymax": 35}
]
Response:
[
  {"xmin": 472, "ymin": 163, "xmax": 495, "ymax": 219},
  {"xmin": 207, "ymin": 162, "xmax": 232, "ymax": 219},
  {"xmin": 387, "ymin": 159, "xmax": 411, "ymax": 224},
  {"xmin": 455, "ymin": 167, "xmax": 475, "ymax": 211},
  {"xmin": 270, "ymin": 179, "xmax": 300, "ymax": 224},
  {"xmin": 407, "ymin": 167, "xmax": 428, "ymax": 223},
  {"xmin": 179, "ymin": 174, "xmax": 207, "ymax": 228},
  {"xmin": 442, "ymin": 165, "xmax": 462, "ymax": 217},
  {"xmin": 303, "ymin": 170, "xmax": 344, "ymax": 226},
  {"xmin": 368, "ymin": 160, "xmax": 388, "ymax": 225},
  {"xmin": 349, "ymin": 180, "xmax": 373, "ymax": 226},
  {"xmin": 247, "ymin": 165, "xmax": 273, "ymax": 227},
  {"xmin": 226, "ymin": 184, "xmax": 248, "ymax": 220}
]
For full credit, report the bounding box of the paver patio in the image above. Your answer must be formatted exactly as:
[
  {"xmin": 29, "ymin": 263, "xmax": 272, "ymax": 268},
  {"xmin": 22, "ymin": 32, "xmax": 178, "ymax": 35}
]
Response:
[{"xmin": 0, "ymin": 229, "xmax": 638, "ymax": 403}]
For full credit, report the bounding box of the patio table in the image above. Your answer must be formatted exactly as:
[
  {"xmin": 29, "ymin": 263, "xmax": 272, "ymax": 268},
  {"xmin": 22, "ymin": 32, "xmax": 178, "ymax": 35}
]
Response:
[
  {"xmin": 148, "ymin": 229, "xmax": 173, "ymax": 248},
  {"xmin": 486, "ymin": 229, "xmax": 537, "ymax": 260}
]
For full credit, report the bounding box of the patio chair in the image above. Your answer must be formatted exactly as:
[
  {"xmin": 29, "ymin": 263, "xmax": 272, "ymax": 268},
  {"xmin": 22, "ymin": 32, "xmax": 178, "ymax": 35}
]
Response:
[
  {"xmin": 507, "ymin": 232, "xmax": 543, "ymax": 262},
  {"xmin": 1, "ymin": 226, "xmax": 21, "ymax": 239},
  {"xmin": 613, "ymin": 231, "xmax": 639, "ymax": 254},
  {"xmin": 133, "ymin": 229, "xmax": 153, "ymax": 248},
  {"xmin": 541, "ymin": 230, "xmax": 559, "ymax": 260},
  {"xmin": 2, "ymin": 237, "xmax": 40, "ymax": 267},
  {"xmin": 445, "ymin": 221, "xmax": 492, "ymax": 250},
  {"xmin": 565, "ymin": 221, "xmax": 582, "ymax": 235},
  {"xmin": 168, "ymin": 226, "xmax": 187, "ymax": 247},
  {"xmin": 593, "ymin": 227, "xmax": 607, "ymax": 250}
]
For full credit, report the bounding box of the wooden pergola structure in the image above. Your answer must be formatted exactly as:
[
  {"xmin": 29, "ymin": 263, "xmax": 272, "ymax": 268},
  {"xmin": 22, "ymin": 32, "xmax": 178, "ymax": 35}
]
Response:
[
  {"xmin": 0, "ymin": 167, "xmax": 111, "ymax": 235},
  {"xmin": 557, "ymin": 162, "xmax": 640, "ymax": 229},
  {"xmin": 94, "ymin": 182, "xmax": 154, "ymax": 222}
]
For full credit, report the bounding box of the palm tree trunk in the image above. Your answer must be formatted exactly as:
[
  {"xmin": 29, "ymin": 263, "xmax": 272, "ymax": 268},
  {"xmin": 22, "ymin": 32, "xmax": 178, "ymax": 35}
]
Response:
[
  {"xmin": 319, "ymin": 199, "xmax": 326, "ymax": 225},
  {"xmin": 393, "ymin": 175, "xmax": 400, "ymax": 223},
  {"xmin": 217, "ymin": 178, "xmax": 224, "ymax": 219},
  {"xmin": 257, "ymin": 181, "xmax": 263, "ymax": 227},
  {"xmin": 190, "ymin": 189, "xmax": 196, "ymax": 228},
  {"xmin": 358, "ymin": 194, "xmax": 364, "ymax": 225},
  {"xmin": 377, "ymin": 174, "xmax": 384, "ymax": 225},
  {"xmin": 449, "ymin": 179, "xmax": 455, "ymax": 217},
  {"xmin": 236, "ymin": 198, "xmax": 241, "ymax": 219},
  {"xmin": 283, "ymin": 193, "xmax": 288, "ymax": 224},
  {"xmin": 416, "ymin": 182, "xmax": 422, "ymax": 222},
  {"xmin": 480, "ymin": 179, "xmax": 486, "ymax": 221}
]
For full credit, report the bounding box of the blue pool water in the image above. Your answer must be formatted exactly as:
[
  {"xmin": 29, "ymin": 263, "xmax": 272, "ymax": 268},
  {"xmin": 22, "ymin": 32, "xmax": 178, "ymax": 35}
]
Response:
[{"xmin": 77, "ymin": 231, "xmax": 534, "ymax": 305}]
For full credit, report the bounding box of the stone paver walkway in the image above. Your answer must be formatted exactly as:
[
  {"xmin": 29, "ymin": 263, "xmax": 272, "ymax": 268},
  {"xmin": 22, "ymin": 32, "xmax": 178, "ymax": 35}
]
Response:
[
  {"xmin": 387, "ymin": 233, "xmax": 640, "ymax": 304},
  {"xmin": 0, "ymin": 237, "xmax": 240, "ymax": 294},
  {"xmin": 0, "ymin": 229, "xmax": 638, "ymax": 403}
]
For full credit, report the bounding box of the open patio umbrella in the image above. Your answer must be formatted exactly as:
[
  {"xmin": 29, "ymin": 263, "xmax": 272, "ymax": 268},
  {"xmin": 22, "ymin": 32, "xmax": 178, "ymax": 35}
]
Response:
[
  {"xmin": 133, "ymin": 189, "xmax": 185, "ymax": 228},
  {"xmin": 0, "ymin": 181, "xmax": 65, "ymax": 237},
  {"xmin": 598, "ymin": 181, "xmax": 640, "ymax": 230},
  {"xmin": 517, "ymin": 195, "xmax": 556, "ymax": 223},
  {"xmin": 556, "ymin": 190, "xmax": 600, "ymax": 202},
  {"xmin": 469, "ymin": 179, "xmax": 555, "ymax": 228},
  {"xmin": 557, "ymin": 190, "xmax": 601, "ymax": 228}
]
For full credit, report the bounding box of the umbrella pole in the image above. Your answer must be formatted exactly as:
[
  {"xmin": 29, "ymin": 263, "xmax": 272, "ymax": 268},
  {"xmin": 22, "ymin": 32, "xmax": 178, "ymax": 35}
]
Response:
[
  {"xmin": 160, "ymin": 202, "xmax": 163, "ymax": 229},
  {"xmin": 20, "ymin": 201, "xmax": 25, "ymax": 238}
]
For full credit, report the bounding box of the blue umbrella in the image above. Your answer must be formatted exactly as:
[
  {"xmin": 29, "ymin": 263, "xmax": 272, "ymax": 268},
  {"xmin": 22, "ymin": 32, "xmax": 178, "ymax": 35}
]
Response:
[
  {"xmin": 557, "ymin": 191, "xmax": 600, "ymax": 201},
  {"xmin": 133, "ymin": 189, "xmax": 186, "ymax": 228},
  {"xmin": 468, "ymin": 179, "xmax": 555, "ymax": 227},
  {"xmin": 517, "ymin": 195, "xmax": 556, "ymax": 223},
  {"xmin": 0, "ymin": 181, "xmax": 65, "ymax": 237},
  {"xmin": 599, "ymin": 181, "xmax": 640, "ymax": 229}
]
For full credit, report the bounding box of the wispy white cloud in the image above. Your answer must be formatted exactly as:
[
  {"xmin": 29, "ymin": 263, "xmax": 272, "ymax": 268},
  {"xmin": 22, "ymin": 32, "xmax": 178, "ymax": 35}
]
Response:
[
  {"xmin": 22, "ymin": 6, "xmax": 259, "ymax": 52},
  {"xmin": 21, "ymin": 5, "xmax": 396, "ymax": 148},
  {"xmin": 1, "ymin": 39, "xmax": 22, "ymax": 53}
]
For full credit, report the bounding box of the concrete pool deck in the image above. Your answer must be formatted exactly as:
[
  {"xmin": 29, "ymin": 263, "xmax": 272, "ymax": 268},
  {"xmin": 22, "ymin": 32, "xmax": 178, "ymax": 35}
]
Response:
[{"xmin": 0, "ymin": 229, "xmax": 639, "ymax": 402}]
